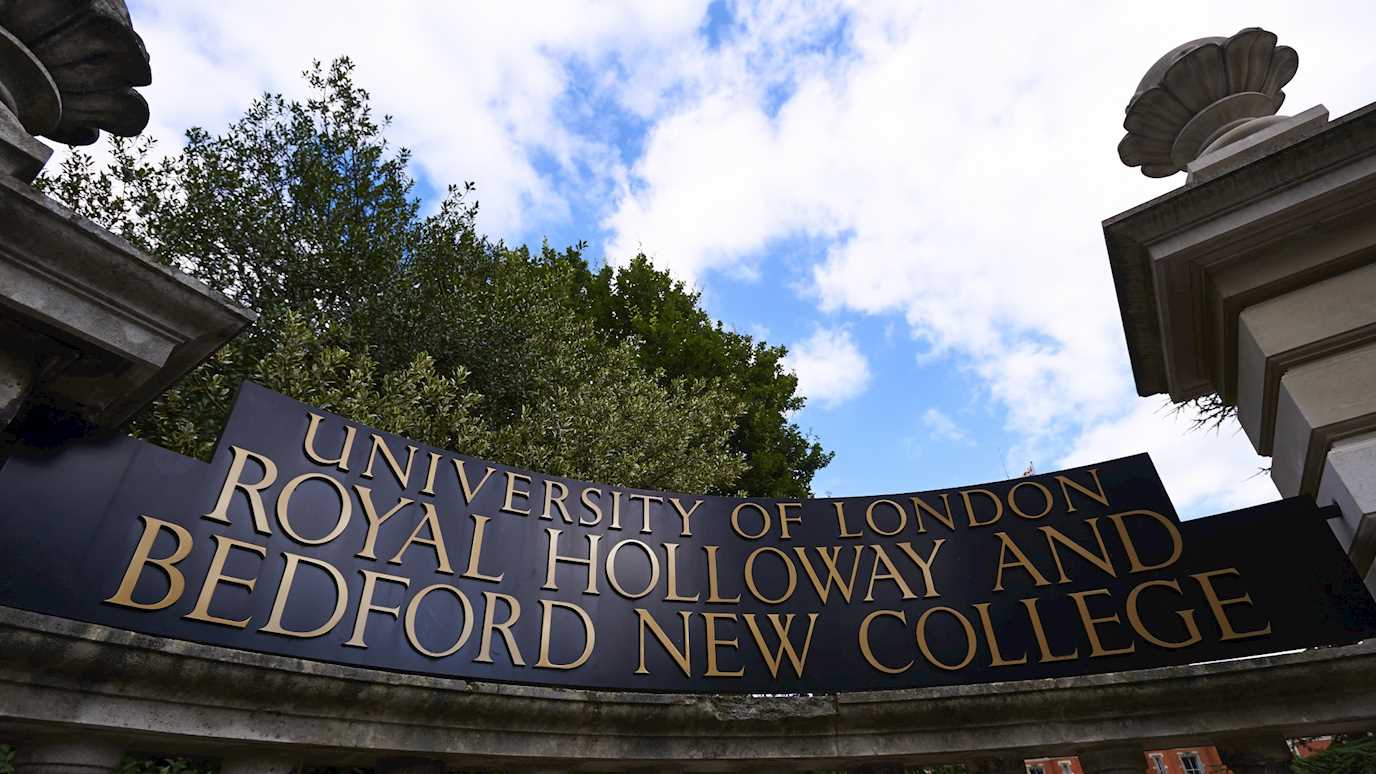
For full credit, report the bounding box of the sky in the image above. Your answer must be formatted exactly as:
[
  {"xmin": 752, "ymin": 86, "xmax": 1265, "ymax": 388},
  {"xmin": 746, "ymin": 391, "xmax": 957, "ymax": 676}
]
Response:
[{"xmin": 107, "ymin": 0, "xmax": 1376, "ymax": 517}]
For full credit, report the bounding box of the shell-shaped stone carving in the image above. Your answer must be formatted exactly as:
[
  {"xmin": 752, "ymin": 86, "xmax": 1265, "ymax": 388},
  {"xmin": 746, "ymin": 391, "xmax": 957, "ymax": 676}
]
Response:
[
  {"xmin": 0, "ymin": 0, "xmax": 151, "ymax": 145},
  {"xmin": 1119, "ymin": 28, "xmax": 1298, "ymax": 177}
]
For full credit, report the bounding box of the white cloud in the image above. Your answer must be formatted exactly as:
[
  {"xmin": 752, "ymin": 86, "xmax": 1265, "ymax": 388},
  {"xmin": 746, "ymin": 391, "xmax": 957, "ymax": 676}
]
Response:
[
  {"xmin": 1058, "ymin": 400, "xmax": 1278, "ymax": 518},
  {"xmin": 599, "ymin": 0, "xmax": 1376, "ymax": 512},
  {"xmin": 120, "ymin": 0, "xmax": 712, "ymax": 238},
  {"xmin": 921, "ymin": 408, "xmax": 971, "ymax": 446},
  {"xmin": 782, "ymin": 327, "xmax": 871, "ymax": 408}
]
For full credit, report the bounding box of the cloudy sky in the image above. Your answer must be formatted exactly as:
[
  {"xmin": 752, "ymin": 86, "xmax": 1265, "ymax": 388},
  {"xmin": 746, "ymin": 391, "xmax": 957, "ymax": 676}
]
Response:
[{"xmin": 114, "ymin": 0, "xmax": 1376, "ymax": 516}]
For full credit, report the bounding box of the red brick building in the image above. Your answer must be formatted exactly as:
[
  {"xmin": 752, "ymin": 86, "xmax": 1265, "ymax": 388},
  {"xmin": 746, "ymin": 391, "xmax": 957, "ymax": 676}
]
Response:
[{"xmin": 1024, "ymin": 746, "xmax": 1225, "ymax": 774}]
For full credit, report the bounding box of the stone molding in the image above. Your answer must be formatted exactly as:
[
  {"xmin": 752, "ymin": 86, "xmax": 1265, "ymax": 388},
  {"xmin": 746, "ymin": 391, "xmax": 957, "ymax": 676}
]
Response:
[
  {"xmin": 0, "ymin": 173, "xmax": 253, "ymax": 432},
  {"xmin": 2, "ymin": 606, "xmax": 1374, "ymax": 769},
  {"xmin": 1103, "ymin": 100, "xmax": 1376, "ymax": 402}
]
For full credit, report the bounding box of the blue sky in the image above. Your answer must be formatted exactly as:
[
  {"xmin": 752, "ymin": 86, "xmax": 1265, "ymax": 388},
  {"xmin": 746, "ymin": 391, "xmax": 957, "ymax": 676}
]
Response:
[{"xmin": 112, "ymin": 0, "xmax": 1376, "ymax": 515}]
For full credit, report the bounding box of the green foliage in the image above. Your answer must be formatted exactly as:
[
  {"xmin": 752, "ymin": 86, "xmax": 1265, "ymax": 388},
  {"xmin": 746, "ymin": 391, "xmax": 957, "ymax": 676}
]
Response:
[
  {"xmin": 1293, "ymin": 736, "xmax": 1376, "ymax": 774},
  {"xmin": 0, "ymin": 744, "xmax": 11, "ymax": 774},
  {"xmin": 115, "ymin": 756, "xmax": 217, "ymax": 774},
  {"xmin": 36, "ymin": 57, "xmax": 809, "ymax": 493},
  {"xmin": 561, "ymin": 253, "xmax": 833, "ymax": 496}
]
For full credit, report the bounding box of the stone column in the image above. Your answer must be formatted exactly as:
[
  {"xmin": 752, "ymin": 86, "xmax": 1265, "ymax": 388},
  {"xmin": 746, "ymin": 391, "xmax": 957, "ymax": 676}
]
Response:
[
  {"xmin": 1077, "ymin": 746, "xmax": 1145, "ymax": 774},
  {"xmin": 1217, "ymin": 736, "xmax": 1294, "ymax": 774},
  {"xmin": 219, "ymin": 752, "xmax": 300, "ymax": 774},
  {"xmin": 375, "ymin": 757, "xmax": 446, "ymax": 774},
  {"xmin": 12, "ymin": 738, "xmax": 123, "ymax": 774}
]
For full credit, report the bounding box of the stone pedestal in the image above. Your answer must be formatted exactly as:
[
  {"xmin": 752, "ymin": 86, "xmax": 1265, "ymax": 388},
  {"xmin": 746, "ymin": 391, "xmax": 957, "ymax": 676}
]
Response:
[
  {"xmin": 1104, "ymin": 98, "xmax": 1376, "ymax": 580},
  {"xmin": 13, "ymin": 738, "xmax": 122, "ymax": 774}
]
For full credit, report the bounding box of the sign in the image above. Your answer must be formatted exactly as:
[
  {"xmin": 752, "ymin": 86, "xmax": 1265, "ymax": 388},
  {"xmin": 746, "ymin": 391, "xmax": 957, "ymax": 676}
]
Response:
[{"xmin": 1, "ymin": 382, "xmax": 1373, "ymax": 693}]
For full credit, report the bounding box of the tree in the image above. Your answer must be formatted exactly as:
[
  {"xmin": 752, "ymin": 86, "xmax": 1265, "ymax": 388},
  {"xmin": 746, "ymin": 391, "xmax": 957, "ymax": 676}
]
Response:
[
  {"xmin": 39, "ymin": 58, "xmax": 752, "ymax": 493},
  {"xmin": 558, "ymin": 253, "xmax": 833, "ymax": 497}
]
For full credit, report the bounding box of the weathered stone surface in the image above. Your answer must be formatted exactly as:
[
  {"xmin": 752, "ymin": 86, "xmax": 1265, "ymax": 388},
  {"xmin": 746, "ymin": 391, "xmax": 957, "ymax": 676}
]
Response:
[
  {"xmin": 1271, "ymin": 341, "xmax": 1376, "ymax": 497},
  {"xmin": 0, "ymin": 0, "xmax": 151, "ymax": 148},
  {"xmin": 0, "ymin": 172, "xmax": 254, "ymax": 434},
  {"xmin": 1318, "ymin": 431, "xmax": 1376, "ymax": 578},
  {"xmin": 3, "ymin": 606, "xmax": 1376, "ymax": 769},
  {"xmin": 1236, "ymin": 262, "xmax": 1376, "ymax": 454},
  {"xmin": 1119, "ymin": 28, "xmax": 1298, "ymax": 178},
  {"xmin": 1103, "ymin": 99, "xmax": 1376, "ymax": 402},
  {"xmin": 12, "ymin": 737, "xmax": 122, "ymax": 774}
]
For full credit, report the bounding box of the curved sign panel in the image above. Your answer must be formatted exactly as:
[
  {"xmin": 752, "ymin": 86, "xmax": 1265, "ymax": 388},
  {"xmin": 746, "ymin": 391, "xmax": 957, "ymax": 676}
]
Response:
[{"xmin": 1, "ymin": 382, "xmax": 1373, "ymax": 692}]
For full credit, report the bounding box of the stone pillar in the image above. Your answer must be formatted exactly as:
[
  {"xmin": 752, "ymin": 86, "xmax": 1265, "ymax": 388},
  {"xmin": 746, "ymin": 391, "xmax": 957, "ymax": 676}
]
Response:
[
  {"xmin": 1077, "ymin": 746, "xmax": 1145, "ymax": 774},
  {"xmin": 12, "ymin": 738, "xmax": 123, "ymax": 774},
  {"xmin": 219, "ymin": 752, "xmax": 300, "ymax": 774},
  {"xmin": 375, "ymin": 757, "xmax": 446, "ymax": 774},
  {"xmin": 967, "ymin": 755, "xmax": 1028, "ymax": 774},
  {"xmin": 1217, "ymin": 737, "xmax": 1294, "ymax": 774}
]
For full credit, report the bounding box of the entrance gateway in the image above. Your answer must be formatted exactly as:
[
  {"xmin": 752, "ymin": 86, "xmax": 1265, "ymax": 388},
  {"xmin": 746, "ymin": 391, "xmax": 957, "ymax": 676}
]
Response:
[{"xmin": 3, "ymin": 9, "xmax": 1376, "ymax": 774}]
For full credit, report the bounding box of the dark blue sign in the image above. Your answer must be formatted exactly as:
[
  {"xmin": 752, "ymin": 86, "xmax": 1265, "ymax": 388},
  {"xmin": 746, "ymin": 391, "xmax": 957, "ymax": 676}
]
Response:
[{"xmin": 1, "ymin": 382, "xmax": 1372, "ymax": 692}]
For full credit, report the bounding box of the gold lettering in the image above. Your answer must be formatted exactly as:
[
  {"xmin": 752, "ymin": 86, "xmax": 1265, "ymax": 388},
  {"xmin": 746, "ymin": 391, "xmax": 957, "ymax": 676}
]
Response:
[
  {"xmin": 420, "ymin": 451, "xmax": 443, "ymax": 495},
  {"xmin": 663, "ymin": 543, "xmax": 700, "ymax": 602},
  {"xmin": 354, "ymin": 485, "xmax": 413, "ymax": 560},
  {"xmin": 541, "ymin": 480, "xmax": 573, "ymax": 523},
  {"xmin": 895, "ymin": 540, "xmax": 945, "ymax": 598},
  {"xmin": 261, "ymin": 553, "xmax": 348, "ymax": 638},
  {"xmin": 403, "ymin": 583, "xmax": 474, "ymax": 658},
  {"xmin": 744, "ymin": 546, "xmax": 798, "ymax": 605},
  {"xmin": 203, "ymin": 446, "xmax": 278, "ymax": 534},
  {"xmin": 703, "ymin": 612, "xmax": 744, "ymax": 677},
  {"xmin": 1040, "ymin": 519, "xmax": 1115, "ymax": 583},
  {"xmin": 911, "ymin": 493, "xmax": 956, "ymax": 533},
  {"xmin": 544, "ymin": 528, "xmax": 600, "ymax": 594},
  {"xmin": 973, "ymin": 602, "xmax": 1027, "ymax": 666},
  {"xmin": 462, "ymin": 513, "xmax": 504, "ymax": 583},
  {"xmin": 1069, "ymin": 588, "xmax": 1135, "ymax": 658},
  {"xmin": 475, "ymin": 591, "xmax": 525, "ymax": 665},
  {"xmin": 452, "ymin": 459, "xmax": 497, "ymax": 504},
  {"xmin": 1008, "ymin": 480, "xmax": 1054, "ymax": 520},
  {"xmin": 579, "ymin": 487, "xmax": 604, "ymax": 526},
  {"xmin": 502, "ymin": 472, "xmax": 532, "ymax": 516},
  {"xmin": 104, "ymin": 516, "xmax": 193, "ymax": 611},
  {"xmin": 636, "ymin": 609, "xmax": 692, "ymax": 676},
  {"xmin": 184, "ymin": 534, "xmax": 266, "ymax": 629},
  {"xmin": 1021, "ymin": 597, "xmax": 1078, "ymax": 662},
  {"xmin": 388, "ymin": 502, "xmax": 453, "ymax": 574},
  {"xmin": 704, "ymin": 545, "xmax": 741, "ymax": 603},
  {"xmin": 344, "ymin": 570, "xmax": 410, "ymax": 648},
  {"xmin": 833, "ymin": 501, "xmax": 863, "ymax": 538},
  {"xmin": 743, "ymin": 613, "xmax": 818, "ymax": 678},
  {"xmin": 731, "ymin": 502, "xmax": 771, "ymax": 540},
  {"xmin": 629, "ymin": 493, "xmax": 663, "ymax": 534},
  {"xmin": 961, "ymin": 488, "xmax": 1003, "ymax": 527},
  {"xmin": 915, "ymin": 606, "xmax": 977, "ymax": 671},
  {"xmin": 1056, "ymin": 468, "xmax": 1109, "ymax": 512},
  {"xmin": 275, "ymin": 472, "xmax": 352, "ymax": 546},
  {"xmin": 1191, "ymin": 568, "xmax": 1272, "ymax": 642},
  {"xmin": 866, "ymin": 499, "xmax": 908, "ymax": 536},
  {"xmin": 794, "ymin": 545, "xmax": 863, "ymax": 603},
  {"xmin": 362, "ymin": 434, "xmax": 417, "ymax": 487},
  {"xmin": 668, "ymin": 497, "xmax": 702, "ymax": 537},
  {"xmin": 535, "ymin": 599, "xmax": 596, "ymax": 670},
  {"xmin": 778, "ymin": 502, "xmax": 803, "ymax": 539},
  {"xmin": 606, "ymin": 539, "xmax": 660, "ymax": 599},
  {"xmin": 864, "ymin": 544, "xmax": 917, "ymax": 602},
  {"xmin": 858, "ymin": 610, "xmax": 911, "ymax": 673},
  {"xmin": 992, "ymin": 531, "xmax": 1051, "ymax": 591},
  {"xmin": 1125, "ymin": 579, "xmax": 1201, "ymax": 649},
  {"xmin": 303, "ymin": 412, "xmax": 355, "ymax": 471},
  {"xmin": 1108, "ymin": 510, "xmax": 1183, "ymax": 572}
]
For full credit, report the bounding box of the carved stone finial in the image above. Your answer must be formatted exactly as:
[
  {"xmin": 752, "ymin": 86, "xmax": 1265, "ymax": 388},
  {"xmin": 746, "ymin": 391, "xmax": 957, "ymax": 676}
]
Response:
[
  {"xmin": 0, "ymin": 0, "xmax": 151, "ymax": 180},
  {"xmin": 1118, "ymin": 27, "xmax": 1298, "ymax": 178}
]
